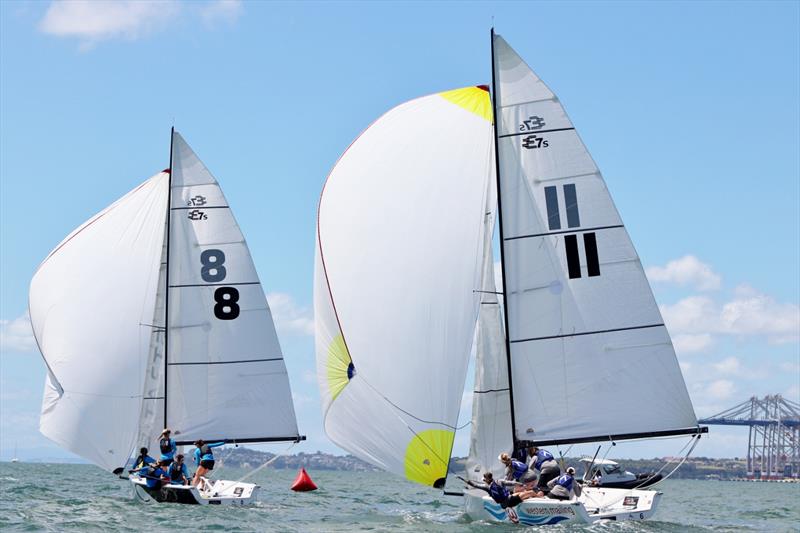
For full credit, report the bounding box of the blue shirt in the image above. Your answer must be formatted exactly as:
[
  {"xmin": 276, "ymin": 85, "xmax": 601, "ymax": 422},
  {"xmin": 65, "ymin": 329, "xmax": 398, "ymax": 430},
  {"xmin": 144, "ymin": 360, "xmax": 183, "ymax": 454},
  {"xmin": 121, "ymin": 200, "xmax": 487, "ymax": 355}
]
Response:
[
  {"xmin": 138, "ymin": 465, "xmax": 167, "ymax": 489},
  {"xmin": 134, "ymin": 454, "xmax": 155, "ymax": 469},
  {"xmin": 193, "ymin": 442, "xmax": 224, "ymax": 465},
  {"xmin": 159, "ymin": 438, "xmax": 177, "ymax": 461},
  {"xmin": 168, "ymin": 462, "xmax": 190, "ymax": 483}
]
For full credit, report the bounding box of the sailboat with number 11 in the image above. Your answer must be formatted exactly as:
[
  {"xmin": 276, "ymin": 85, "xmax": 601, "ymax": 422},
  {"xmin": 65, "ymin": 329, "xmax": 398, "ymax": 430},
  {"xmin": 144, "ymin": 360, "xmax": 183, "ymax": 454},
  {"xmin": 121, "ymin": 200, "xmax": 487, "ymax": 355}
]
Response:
[{"xmin": 314, "ymin": 30, "xmax": 706, "ymax": 525}]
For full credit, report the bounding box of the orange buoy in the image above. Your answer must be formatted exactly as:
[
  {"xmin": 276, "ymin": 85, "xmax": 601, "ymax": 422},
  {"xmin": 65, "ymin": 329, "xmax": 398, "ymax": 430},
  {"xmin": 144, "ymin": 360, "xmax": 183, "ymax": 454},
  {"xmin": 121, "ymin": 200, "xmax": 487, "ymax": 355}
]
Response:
[{"xmin": 290, "ymin": 467, "xmax": 318, "ymax": 492}]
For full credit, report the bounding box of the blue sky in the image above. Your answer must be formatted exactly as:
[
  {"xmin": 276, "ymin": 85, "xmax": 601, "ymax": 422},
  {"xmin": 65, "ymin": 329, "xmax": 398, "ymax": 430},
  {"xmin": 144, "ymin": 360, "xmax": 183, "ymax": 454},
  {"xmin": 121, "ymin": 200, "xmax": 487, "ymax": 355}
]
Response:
[{"xmin": 1, "ymin": 1, "xmax": 798, "ymax": 464}]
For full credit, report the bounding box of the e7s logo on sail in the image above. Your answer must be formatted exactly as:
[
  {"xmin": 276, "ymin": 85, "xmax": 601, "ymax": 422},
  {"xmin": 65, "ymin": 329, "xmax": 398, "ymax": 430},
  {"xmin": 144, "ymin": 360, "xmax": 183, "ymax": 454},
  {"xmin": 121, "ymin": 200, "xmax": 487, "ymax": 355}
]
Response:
[
  {"xmin": 522, "ymin": 135, "xmax": 549, "ymax": 149},
  {"xmin": 519, "ymin": 115, "xmax": 546, "ymax": 131}
]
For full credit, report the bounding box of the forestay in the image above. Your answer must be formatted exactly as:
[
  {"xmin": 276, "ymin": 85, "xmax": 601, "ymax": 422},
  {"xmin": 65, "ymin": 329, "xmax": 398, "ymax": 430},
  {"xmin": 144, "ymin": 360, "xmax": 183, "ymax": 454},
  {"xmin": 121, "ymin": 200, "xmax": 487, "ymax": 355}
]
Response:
[
  {"xmin": 165, "ymin": 132, "xmax": 300, "ymax": 444},
  {"xmin": 30, "ymin": 173, "xmax": 169, "ymax": 472},
  {"xmin": 316, "ymin": 87, "xmax": 494, "ymax": 487},
  {"xmin": 466, "ymin": 171, "xmax": 513, "ymax": 481},
  {"xmin": 492, "ymin": 33, "xmax": 698, "ymax": 445}
]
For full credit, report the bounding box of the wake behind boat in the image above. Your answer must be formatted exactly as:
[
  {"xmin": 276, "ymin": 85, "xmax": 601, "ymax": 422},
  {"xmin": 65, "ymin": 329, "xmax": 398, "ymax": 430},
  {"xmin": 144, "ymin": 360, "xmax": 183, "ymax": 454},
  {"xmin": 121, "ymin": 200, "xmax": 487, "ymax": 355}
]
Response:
[{"xmin": 30, "ymin": 129, "xmax": 305, "ymax": 505}]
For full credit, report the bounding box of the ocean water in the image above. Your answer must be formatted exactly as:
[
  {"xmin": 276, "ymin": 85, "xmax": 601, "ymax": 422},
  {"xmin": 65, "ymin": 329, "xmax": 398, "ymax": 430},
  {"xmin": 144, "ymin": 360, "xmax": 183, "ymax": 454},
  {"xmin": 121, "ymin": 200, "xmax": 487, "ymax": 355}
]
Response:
[{"xmin": 0, "ymin": 462, "xmax": 797, "ymax": 532}]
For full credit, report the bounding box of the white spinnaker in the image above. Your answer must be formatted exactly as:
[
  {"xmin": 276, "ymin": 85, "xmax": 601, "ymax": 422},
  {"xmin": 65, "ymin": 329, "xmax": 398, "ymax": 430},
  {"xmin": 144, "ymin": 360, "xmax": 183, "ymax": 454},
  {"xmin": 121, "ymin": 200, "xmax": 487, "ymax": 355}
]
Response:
[
  {"xmin": 492, "ymin": 33, "xmax": 697, "ymax": 444},
  {"xmin": 31, "ymin": 173, "xmax": 169, "ymax": 472},
  {"xmin": 466, "ymin": 170, "xmax": 512, "ymax": 481},
  {"xmin": 166, "ymin": 131, "xmax": 300, "ymax": 443},
  {"xmin": 316, "ymin": 87, "xmax": 494, "ymax": 487}
]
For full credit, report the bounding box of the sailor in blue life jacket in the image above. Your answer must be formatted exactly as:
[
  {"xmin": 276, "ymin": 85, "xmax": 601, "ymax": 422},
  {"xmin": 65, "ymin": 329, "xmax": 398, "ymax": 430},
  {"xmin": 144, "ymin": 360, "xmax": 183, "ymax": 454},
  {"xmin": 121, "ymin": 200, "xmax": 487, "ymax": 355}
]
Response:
[
  {"xmin": 158, "ymin": 428, "xmax": 177, "ymax": 466},
  {"xmin": 465, "ymin": 471, "xmax": 541, "ymax": 524},
  {"xmin": 191, "ymin": 439, "xmax": 225, "ymax": 487},
  {"xmin": 168, "ymin": 453, "xmax": 191, "ymax": 485},
  {"xmin": 547, "ymin": 466, "xmax": 582, "ymax": 500},
  {"xmin": 138, "ymin": 460, "xmax": 170, "ymax": 490},
  {"xmin": 499, "ymin": 452, "xmax": 537, "ymax": 486},
  {"xmin": 132, "ymin": 447, "xmax": 155, "ymax": 470},
  {"xmin": 527, "ymin": 446, "xmax": 561, "ymax": 490}
]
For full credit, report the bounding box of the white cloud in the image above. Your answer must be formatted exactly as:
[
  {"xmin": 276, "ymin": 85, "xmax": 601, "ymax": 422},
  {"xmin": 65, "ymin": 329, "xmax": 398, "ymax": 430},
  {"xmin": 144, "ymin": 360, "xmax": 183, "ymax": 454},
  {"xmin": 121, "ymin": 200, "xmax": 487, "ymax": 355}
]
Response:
[
  {"xmin": 0, "ymin": 313, "xmax": 36, "ymax": 354},
  {"xmin": 646, "ymin": 255, "xmax": 722, "ymax": 291},
  {"xmin": 266, "ymin": 292, "xmax": 314, "ymax": 337},
  {"xmin": 38, "ymin": 0, "xmax": 241, "ymax": 49},
  {"xmin": 712, "ymin": 356, "xmax": 745, "ymax": 376},
  {"xmin": 661, "ymin": 288, "xmax": 799, "ymax": 344},
  {"xmin": 673, "ymin": 333, "xmax": 714, "ymax": 354},
  {"xmin": 39, "ymin": 1, "xmax": 179, "ymax": 49},
  {"xmin": 707, "ymin": 379, "xmax": 736, "ymax": 401}
]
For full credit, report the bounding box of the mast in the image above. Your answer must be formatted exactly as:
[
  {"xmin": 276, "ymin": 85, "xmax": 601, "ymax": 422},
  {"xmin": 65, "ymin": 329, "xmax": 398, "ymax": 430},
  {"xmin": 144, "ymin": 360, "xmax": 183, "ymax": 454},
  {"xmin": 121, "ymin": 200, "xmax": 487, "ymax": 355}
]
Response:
[
  {"xmin": 490, "ymin": 28, "xmax": 518, "ymax": 448},
  {"xmin": 163, "ymin": 127, "xmax": 174, "ymax": 429}
]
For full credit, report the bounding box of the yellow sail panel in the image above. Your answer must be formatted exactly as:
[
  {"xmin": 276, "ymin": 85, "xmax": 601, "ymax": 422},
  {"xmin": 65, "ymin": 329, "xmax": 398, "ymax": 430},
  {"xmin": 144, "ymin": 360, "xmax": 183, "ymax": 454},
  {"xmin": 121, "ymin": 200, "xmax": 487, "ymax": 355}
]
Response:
[
  {"xmin": 404, "ymin": 429, "xmax": 455, "ymax": 487},
  {"xmin": 315, "ymin": 90, "xmax": 493, "ymax": 488},
  {"xmin": 439, "ymin": 86, "xmax": 493, "ymax": 122},
  {"xmin": 326, "ymin": 334, "xmax": 352, "ymax": 402}
]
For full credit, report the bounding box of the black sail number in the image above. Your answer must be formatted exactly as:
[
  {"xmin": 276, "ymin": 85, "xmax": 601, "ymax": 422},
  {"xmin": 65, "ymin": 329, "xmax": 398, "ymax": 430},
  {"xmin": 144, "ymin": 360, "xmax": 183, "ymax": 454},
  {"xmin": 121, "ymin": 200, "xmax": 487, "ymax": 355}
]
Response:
[
  {"xmin": 200, "ymin": 249, "xmax": 227, "ymax": 282},
  {"xmin": 200, "ymin": 248, "xmax": 239, "ymax": 320},
  {"xmin": 214, "ymin": 287, "xmax": 240, "ymax": 320}
]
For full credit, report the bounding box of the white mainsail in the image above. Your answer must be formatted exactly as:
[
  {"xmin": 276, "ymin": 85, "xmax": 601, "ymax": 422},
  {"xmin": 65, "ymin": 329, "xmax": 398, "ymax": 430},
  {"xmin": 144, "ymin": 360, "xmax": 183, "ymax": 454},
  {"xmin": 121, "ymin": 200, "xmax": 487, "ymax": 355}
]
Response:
[
  {"xmin": 31, "ymin": 173, "xmax": 169, "ymax": 471},
  {"xmin": 32, "ymin": 130, "xmax": 302, "ymax": 472},
  {"xmin": 492, "ymin": 33, "xmax": 698, "ymax": 445},
  {"xmin": 165, "ymin": 132, "xmax": 300, "ymax": 443},
  {"xmin": 315, "ymin": 87, "xmax": 494, "ymax": 487}
]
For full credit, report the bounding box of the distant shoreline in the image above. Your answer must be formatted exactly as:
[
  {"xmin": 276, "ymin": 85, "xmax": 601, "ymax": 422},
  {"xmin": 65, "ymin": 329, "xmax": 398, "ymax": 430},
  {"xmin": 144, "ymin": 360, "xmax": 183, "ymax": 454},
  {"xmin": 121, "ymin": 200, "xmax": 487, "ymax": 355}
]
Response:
[{"xmin": 1, "ymin": 449, "xmax": 770, "ymax": 480}]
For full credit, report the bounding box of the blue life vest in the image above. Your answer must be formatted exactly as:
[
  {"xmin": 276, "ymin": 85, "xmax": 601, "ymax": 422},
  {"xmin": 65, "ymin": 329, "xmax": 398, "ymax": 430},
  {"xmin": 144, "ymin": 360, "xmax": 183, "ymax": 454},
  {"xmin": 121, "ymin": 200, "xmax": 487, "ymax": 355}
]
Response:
[
  {"xmin": 159, "ymin": 438, "xmax": 176, "ymax": 460},
  {"xmin": 510, "ymin": 459, "xmax": 528, "ymax": 480},
  {"xmin": 488, "ymin": 481, "xmax": 510, "ymax": 505},
  {"xmin": 534, "ymin": 449, "xmax": 555, "ymax": 470},
  {"xmin": 555, "ymin": 474, "xmax": 574, "ymax": 491}
]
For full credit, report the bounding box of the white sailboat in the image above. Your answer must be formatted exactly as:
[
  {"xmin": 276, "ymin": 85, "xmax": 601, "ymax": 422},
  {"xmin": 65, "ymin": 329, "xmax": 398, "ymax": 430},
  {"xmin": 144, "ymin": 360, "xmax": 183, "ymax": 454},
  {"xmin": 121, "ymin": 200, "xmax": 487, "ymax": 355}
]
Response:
[
  {"xmin": 314, "ymin": 31, "xmax": 706, "ymax": 525},
  {"xmin": 30, "ymin": 129, "xmax": 304, "ymax": 505}
]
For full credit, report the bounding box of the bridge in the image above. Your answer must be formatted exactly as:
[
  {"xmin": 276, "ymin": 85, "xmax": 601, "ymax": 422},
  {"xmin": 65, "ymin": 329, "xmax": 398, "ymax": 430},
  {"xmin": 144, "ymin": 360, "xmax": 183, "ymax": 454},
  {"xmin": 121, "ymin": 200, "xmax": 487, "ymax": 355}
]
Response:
[{"xmin": 699, "ymin": 394, "xmax": 800, "ymax": 479}]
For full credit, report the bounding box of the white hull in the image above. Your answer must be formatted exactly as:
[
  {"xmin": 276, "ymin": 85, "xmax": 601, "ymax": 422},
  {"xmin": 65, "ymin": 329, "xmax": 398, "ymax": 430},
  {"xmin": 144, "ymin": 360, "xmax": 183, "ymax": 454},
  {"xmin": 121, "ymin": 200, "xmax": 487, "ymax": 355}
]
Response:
[
  {"xmin": 465, "ymin": 486, "xmax": 661, "ymax": 525},
  {"xmin": 129, "ymin": 475, "xmax": 259, "ymax": 505}
]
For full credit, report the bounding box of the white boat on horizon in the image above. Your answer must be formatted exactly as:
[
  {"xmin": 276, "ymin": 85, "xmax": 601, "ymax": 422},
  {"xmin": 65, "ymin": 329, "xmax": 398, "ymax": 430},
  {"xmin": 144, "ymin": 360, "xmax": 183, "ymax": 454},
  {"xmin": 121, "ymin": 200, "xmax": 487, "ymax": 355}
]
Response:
[{"xmin": 314, "ymin": 29, "xmax": 706, "ymax": 525}]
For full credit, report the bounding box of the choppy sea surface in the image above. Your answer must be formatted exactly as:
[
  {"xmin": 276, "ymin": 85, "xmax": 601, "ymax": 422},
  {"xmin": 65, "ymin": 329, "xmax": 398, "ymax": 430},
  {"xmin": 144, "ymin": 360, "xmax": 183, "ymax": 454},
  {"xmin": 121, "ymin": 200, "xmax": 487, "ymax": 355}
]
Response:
[{"xmin": 1, "ymin": 462, "xmax": 797, "ymax": 532}]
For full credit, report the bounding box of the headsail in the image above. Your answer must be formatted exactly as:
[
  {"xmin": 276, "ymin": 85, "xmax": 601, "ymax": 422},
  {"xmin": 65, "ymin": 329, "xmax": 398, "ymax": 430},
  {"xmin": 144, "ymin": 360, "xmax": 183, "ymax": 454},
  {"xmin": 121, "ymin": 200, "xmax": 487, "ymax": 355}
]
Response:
[
  {"xmin": 466, "ymin": 170, "xmax": 513, "ymax": 480},
  {"xmin": 165, "ymin": 131, "xmax": 300, "ymax": 444},
  {"xmin": 30, "ymin": 173, "xmax": 169, "ymax": 471},
  {"xmin": 315, "ymin": 87, "xmax": 494, "ymax": 487},
  {"xmin": 492, "ymin": 32, "xmax": 699, "ymax": 446}
]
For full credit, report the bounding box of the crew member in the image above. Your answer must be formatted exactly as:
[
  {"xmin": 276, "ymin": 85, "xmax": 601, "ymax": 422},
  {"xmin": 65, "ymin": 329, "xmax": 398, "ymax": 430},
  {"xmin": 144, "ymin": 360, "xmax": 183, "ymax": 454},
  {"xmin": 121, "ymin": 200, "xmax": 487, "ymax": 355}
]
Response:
[
  {"xmin": 132, "ymin": 447, "xmax": 155, "ymax": 470},
  {"xmin": 527, "ymin": 446, "xmax": 560, "ymax": 490},
  {"xmin": 158, "ymin": 428, "xmax": 177, "ymax": 466},
  {"xmin": 168, "ymin": 454, "xmax": 191, "ymax": 485},
  {"xmin": 499, "ymin": 452, "xmax": 537, "ymax": 486},
  {"xmin": 192, "ymin": 439, "xmax": 225, "ymax": 487},
  {"xmin": 547, "ymin": 467, "xmax": 582, "ymax": 500},
  {"xmin": 466, "ymin": 471, "xmax": 540, "ymax": 524}
]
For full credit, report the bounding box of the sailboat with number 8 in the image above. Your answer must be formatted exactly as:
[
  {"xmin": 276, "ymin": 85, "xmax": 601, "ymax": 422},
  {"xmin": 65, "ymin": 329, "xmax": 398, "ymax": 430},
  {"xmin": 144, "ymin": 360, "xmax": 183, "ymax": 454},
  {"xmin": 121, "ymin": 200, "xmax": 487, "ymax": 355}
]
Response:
[{"xmin": 30, "ymin": 129, "xmax": 305, "ymax": 505}]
